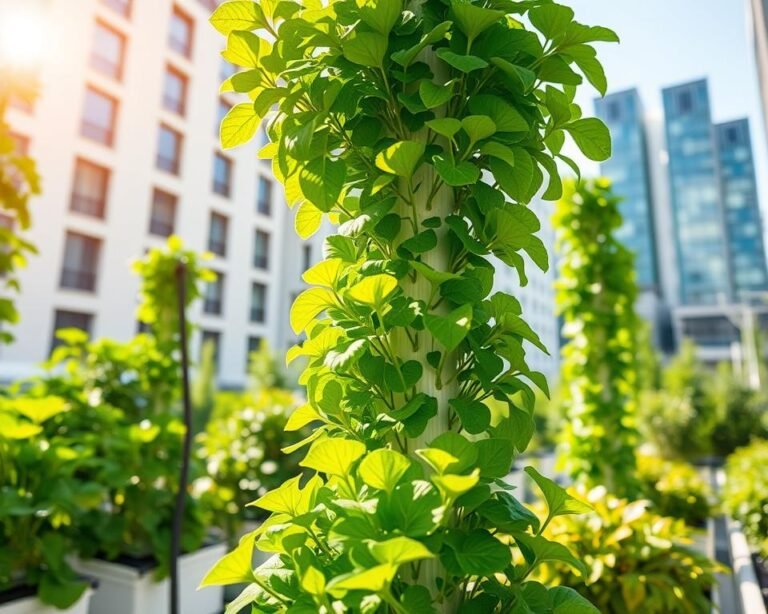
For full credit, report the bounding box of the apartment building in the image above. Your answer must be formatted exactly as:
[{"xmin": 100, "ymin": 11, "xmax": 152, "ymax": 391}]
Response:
[{"xmin": 1, "ymin": 0, "xmax": 325, "ymax": 387}]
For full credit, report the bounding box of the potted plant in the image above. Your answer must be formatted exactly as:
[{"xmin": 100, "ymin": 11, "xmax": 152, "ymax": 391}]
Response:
[
  {"xmin": 36, "ymin": 240, "xmax": 225, "ymax": 614},
  {"xmin": 723, "ymin": 439, "xmax": 768, "ymax": 609},
  {"xmin": 0, "ymin": 395, "xmax": 96, "ymax": 614}
]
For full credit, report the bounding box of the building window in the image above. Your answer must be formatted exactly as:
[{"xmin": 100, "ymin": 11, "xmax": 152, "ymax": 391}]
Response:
[
  {"xmin": 219, "ymin": 58, "xmax": 236, "ymax": 82},
  {"xmin": 169, "ymin": 6, "xmax": 194, "ymax": 58},
  {"xmin": 70, "ymin": 159, "xmax": 110, "ymax": 219},
  {"xmin": 60, "ymin": 231, "xmax": 101, "ymax": 292},
  {"xmin": 678, "ymin": 90, "xmax": 693, "ymax": 114},
  {"xmin": 198, "ymin": 0, "xmax": 219, "ymax": 11},
  {"xmin": 208, "ymin": 212, "xmax": 228, "ymax": 257},
  {"xmin": 90, "ymin": 21, "xmax": 126, "ymax": 80},
  {"xmin": 246, "ymin": 335, "xmax": 261, "ymax": 363},
  {"xmin": 51, "ymin": 310, "xmax": 93, "ymax": 353},
  {"xmin": 156, "ymin": 124, "xmax": 182, "ymax": 174},
  {"xmin": 250, "ymin": 282, "xmax": 266, "ymax": 323},
  {"xmin": 216, "ymin": 98, "xmax": 230, "ymax": 137},
  {"xmin": 200, "ymin": 330, "xmax": 220, "ymax": 368},
  {"xmin": 303, "ymin": 244, "xmax": 312, "ymax": 272},
  {"xmin": 148, "ymin": 188, "xmax": 177, "ymax": 237},
  {"xmin": 253, "ymin": 229, "xmax": 270, "ymax": 269},
  {"xmin": 101, "ymin": 0, "xmax": 131, "ymax": 18},
  {"xmin": 162, "ymin": 65, "xmax": 188, "ymax": 116},
  {"xmin": 606, "ymin": 100, "xmax": 621, "ymax": 122},
  {"xmin": 212, "ymin": 153, "xmax": 232, "ymax": 197},
  {"xmin": 203, "ymin": 271, "xmax": 224, "ymax": 315},
  {"xmin": 81, "ymin": 87, "xmax": 118, "ymax": 146},
  {"xmin": 256, "ymin": 176, "xmax": 272, "ymax": 215}
]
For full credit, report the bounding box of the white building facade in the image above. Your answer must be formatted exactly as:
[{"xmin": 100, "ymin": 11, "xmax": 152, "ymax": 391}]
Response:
[{"xmin": 0, "ymin": 0, "xmax": 325, "ymax": 388}]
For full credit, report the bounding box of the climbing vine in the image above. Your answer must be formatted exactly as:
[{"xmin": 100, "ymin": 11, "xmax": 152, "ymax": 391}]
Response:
[
  {"xmin": 554, "ymin": 178, "xmax": 640, "ymax": 497},
  {"xmin": 203, "ymin": 1, "xmax": 616, "ymax": 612}
]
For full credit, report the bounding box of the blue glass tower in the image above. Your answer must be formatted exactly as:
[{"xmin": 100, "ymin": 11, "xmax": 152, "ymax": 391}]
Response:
[
  {"xmin": 716, "ymin": 119, "xmax": 768, "ymax": 299},
  {"xmin": 595, "ymin": 89, "xmax": 658, "ymax": 290},
  {"xmin": 662, "ymin": 80, "xmax": 732, "ymax": 305}
]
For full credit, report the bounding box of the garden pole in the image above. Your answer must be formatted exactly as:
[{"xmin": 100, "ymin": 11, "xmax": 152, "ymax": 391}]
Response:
[{"xmin": 170, "ymin": 260, "xmax": 193, "ymax": 614}]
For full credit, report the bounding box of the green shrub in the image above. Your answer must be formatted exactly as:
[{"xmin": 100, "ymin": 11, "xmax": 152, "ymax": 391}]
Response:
[
  {"xmin": 723, "ymin": 439, "xmax": 768, "ymax": 557},
  {"xmin": 0, "ymin": 396, "xmax": 98, "ymax": 609},
  {"xmin": 636, "ymin": 455, "xmax": 712, "ymax": 527},
  {"xmin": 537, "ymin": 488, "xmax": 724, "ymax": 613},
  {"xmin": 195, "ymin": 388, "xmax": 310, "ymax": 545}
]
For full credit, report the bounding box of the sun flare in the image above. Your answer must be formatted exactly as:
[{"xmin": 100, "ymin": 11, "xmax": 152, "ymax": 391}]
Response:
[{"xmin": 0, "ymin": 2, "xmax": 47, "ymax": 72}]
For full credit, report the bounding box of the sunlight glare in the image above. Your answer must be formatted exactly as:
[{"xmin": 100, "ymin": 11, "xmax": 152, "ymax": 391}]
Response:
[{"xmin": 0, "ymin": 2, "xmax": 47, "ymax": 72}]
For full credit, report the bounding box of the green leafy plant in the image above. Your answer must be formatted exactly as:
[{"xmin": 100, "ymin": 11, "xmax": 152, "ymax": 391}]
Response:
[
  {"xmin": 0, "ymin": 396, "xmax": 98, "ymax": 609},
  {"xmin": 536, "ymin": 487, "xmax": 724, "ymax": 614},
  {"xmin": 203, "ymin": 0, "xmax": 617, "ymax": 611},
  {"xmin": 723, "ymin": 439, "xmax": 768, "ymax": 557},
  {"xmin": 553, "ymin": 178, "xmax": 640, "ymax": 496},
  {"xmin": 0, "ymin": 84, "xmax": 39, "ymax": 344},
  {"xmin": 196, "ymin": 388, "xmax": 310, "ymax": 546},
  {"xmin": 636, "ymin": 455, "xmax": 712, "ymax": 527}
]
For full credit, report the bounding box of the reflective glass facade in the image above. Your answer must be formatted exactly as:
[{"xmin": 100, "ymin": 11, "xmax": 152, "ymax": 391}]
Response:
[
  {"xmin": 663, "ymin": 80, "xmax": 731, "ymax": 305},
  {"xmin": 716, "ymin": 119, "xmax": 768, "ymax": 299},
  {"xmin": 595, "ymin": 89, "xmax": 658, "ymax": 290}
]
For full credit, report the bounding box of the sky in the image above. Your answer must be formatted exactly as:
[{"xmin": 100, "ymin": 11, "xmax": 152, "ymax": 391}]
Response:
[{"xmin": 566, "ymin": 0, "xmax": 768, "ymax": 209}]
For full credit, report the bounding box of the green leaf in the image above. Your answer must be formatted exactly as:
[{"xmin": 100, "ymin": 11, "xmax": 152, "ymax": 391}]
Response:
[
  {"xmin": 432, "ymin": 470, "xmax": 480, "ymax": 499},
  {"xmin": 327, "ymin": 564, "xmax": 397, "ymax": 595},
  {"xmin": 375, "ymin": 141, "xmax": 425, "ymax": 179},
  {"xmin": 524, "ymin": 466, "xmax": 592, "ymax": 519},
  {"xmin": 565, "ymin": 117, "xmax": 612, "ymax": 161},
  {"xmin": 358, "ymin": 0, "xmax": 403, "ymax": 35},
  {"xmin": 446, "ymin": 529, "xmax": 511, "ymax": 576},
  {"xmin": 302, "ymin": 258, "xmax": 343, "ymax": 289},
  {"xmin": 551, "ymin": 587, "xmax": 600, "ymax": 613},
  {"xmin": 427, "ymin": 118, "xmax": 462, "ymax": 139},
  {"xmin": 514, "ymin": 533, "xmax": 587, "ymax": 576},
  {"xmin": 399, "ymin": 229, "xmax": 438, "ymax": 255},
  {"xmin": 449, "ymin": 398, "xmax": 490, "ymax": 435},
  {"xmin": 38, "ymin": 577, "xmax": 88, "ymax": 610},
  {"xmin": 301, "ymin": 438, "xmax": 366, "ymax": 477},
  {"xmin": 419, "ymin": 81, "xmax": 453, "ymax": 109},
  {"xmin": 347, "ymin": 274, "xmax": 398, "ymax": 307},
  {"xmin": 222, "ymin": 31, "xmax": 263, "ymax": 68},
  {"xmin": 198, "ymin": 534, "xmax": 255, "ymax": 587},
  {"xmin": 220, "ymin": 103, "xmax": 261, "ymax": 149},
  {"xmin": 462, "ymin": 115, "xmax": 497, "ymax": 144},
  {"xmin": 285, "ymin": 403, "xmax": 323, "ymax": 432},
  {"xmin": 391, "ymin": 21, "xmax": 452, "ymax": 67},
  {"xmin": 250, "ymin": 474, "xmax": 320, "ymax": 516},
  {"xmin": 480, "ymin": 142, "xmax": 516, "ymax": 167},
  {"xmin": 528, "ymin": 4, "xmax": 575, "ymax": 40},
  {"xmin": 451, "ymin": 0, "xmax": 505, "ymax": 43},
  {"xmin": 14, "ymin": 397, "xmax": 67, "ymax": 423},
  {"xmin": 475, "ymin": 438, "xmax": 514, "ymax": 478},
  {"xmin": 468, "ymin": 95, "xmax": 528, "ymax": 132},
  {"xmin": 436, "ymin": 48, "xmax": 488, "ymax": 73},
  {"xmin": 424, "ymin": 304, "xmax": 473, "ymax": 351},
  {"xmin": 379, "ymin": 480, "xmax": 442, "ymax": 537},
  {"xmin": 429, "ymin": 432, "xmax": 478, "ymax": 473},
  {"xmin": 477, "ymin": 492, "xmax": 540, "ymax": 533},
  {"xmin": 301, "ymin": 566, "xmax": 326, "ymax": 596},
  {"xmin": 295, "ymin": 201, "xmax": 323, "ymax": 239},
  {"xmin": 417, "ymin": 448, "xmax": 460, "ymax": 474},
  {"xmin": 359, "ymin": 449, "xmax": 411, "ymax": 493},
  {"xmin": 210, "ymin": 1, "xmax": 267, "ymax": 35},
  {"xmin": 369, "ymin": 536, "xmax": 434, "ymax": 565},
  {"xmin": 343, "ymin": 32, "xmax": 388, "ymax": 68},
  {"xmin": 432, "ymin": 156, "xmax": 480, "ymax": 187},
  {"xmin": 565, "ymin": 45, "xmax": 607, "ymax": 96},
  {"xmin": 491, "ymin": 58, "xmax": 536, "ymax": 94},
  {"xmin": 290, "ymin": 288, "xmax": 335, "ymax": 334},
  {"xmin": 299, "ymin": 158, "xmax": 346, "ymax": 212},
  {"xmin": 539, "ymin": 56, "xmax": 583, "ymax": 86}
]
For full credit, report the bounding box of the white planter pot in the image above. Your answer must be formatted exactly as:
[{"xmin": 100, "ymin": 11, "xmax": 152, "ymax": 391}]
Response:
[
  {"xmin": 72, "ymin": 544, "xmax": 226, "ymax": 614},
  {"xmin": 0, "ymin": 587, "xmax": 93, "ymax": 614}
]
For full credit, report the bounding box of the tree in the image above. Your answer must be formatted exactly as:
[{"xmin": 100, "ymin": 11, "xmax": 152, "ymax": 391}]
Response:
[
  {"xmin": 0, "ymin": 78, "xmax": 39, "ymax": 344},
  {"xmin": 203, "ymin": 2, "xmax": 617, "ymax": 612},
  {"xmin": 554, "ymin": 179, "xmax": 640, "ymax": 497}
]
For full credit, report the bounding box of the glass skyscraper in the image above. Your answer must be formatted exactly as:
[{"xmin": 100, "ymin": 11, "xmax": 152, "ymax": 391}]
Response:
[
  {"xmin": 716, "ymin": 119, "xmax": 768, "ymax": 299},
  {"xmin": 595, "ymin": 89, "xmax": 658, "ymax": 290},
  {"xmin": 662, "ymin": 80, "xmax": 732, "ymax": 305}
]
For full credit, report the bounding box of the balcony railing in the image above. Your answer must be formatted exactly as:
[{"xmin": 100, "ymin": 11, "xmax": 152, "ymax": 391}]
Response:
[
  {"xmin": 70, "ymin": 193, "xmax": 106, "ymax": 218},
  {"xmin": 208, "ymin": 240, "xmax": 226, "ymax": 257},
  {"xmin": 250, "ymin": 307, "xmax": 265, "ymax": 323},
  {"xmin": 204, "ymin": 298, "xmax": 223, "ymax": 315},
  {"xmin": 149, "ymin": 218, "xmax": 174, "ymax": 237},
  {"xmin": 60, "ymin": 269, "xmax": 97, "ymax": 292},
  {"xmin": 157, "ymin": 154, "xmax": 180, "ymax": 175},
  {"xmin": 81, "ymin": 121, "xmax": 114, "ymax": 146},
  {"xmin": 213, "ymin": 180, "xmax": 231, "ymax": 198}
]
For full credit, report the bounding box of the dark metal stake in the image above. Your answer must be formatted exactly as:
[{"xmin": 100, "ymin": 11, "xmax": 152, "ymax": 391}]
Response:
[{"xmin": 171, "ymin": 261, "xmax": 193, "ymax": 614}]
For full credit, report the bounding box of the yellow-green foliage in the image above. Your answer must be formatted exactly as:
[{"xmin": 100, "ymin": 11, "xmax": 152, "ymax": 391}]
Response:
[
  {"xmin": 537, "ymin": 488, "xmax": 724, "ymax": 614},
  {"xmin": 637, "ymin": 455, "xmax": 712, "ymax": 527},
  {"xmin": 723, "ymin": 439, "xmax": 768, "ymax": 556}
]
